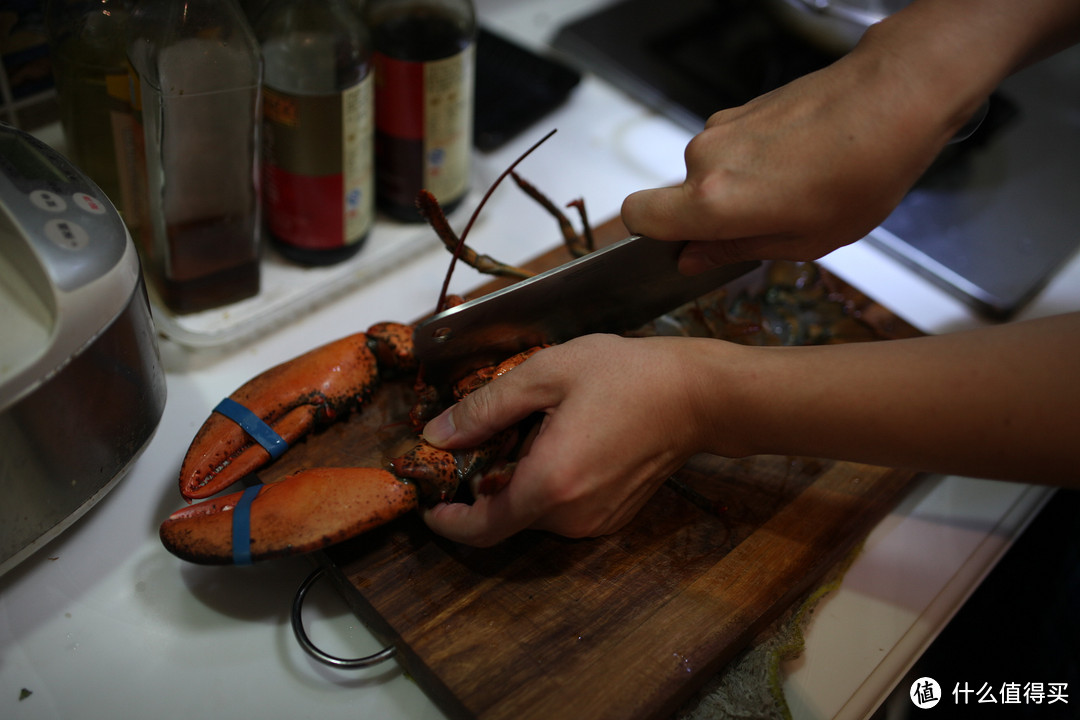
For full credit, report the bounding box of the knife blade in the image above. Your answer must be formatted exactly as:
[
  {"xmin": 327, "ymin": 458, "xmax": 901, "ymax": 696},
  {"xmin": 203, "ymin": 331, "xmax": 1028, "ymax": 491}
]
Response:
[{"xmin": 413, "ymin": 235, "xmax": 758, "ymax": 380}]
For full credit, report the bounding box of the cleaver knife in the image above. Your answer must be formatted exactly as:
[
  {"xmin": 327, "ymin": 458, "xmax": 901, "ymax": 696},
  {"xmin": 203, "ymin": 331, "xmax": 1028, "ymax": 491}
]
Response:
[{"xmin": 413, "ymin": 235, "xmax": 759, "ymax": 381}]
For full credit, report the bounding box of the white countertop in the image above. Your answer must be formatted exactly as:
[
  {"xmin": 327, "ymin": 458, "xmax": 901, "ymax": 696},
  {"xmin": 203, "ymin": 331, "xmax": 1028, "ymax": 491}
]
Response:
[{"xmin": 2, "ymin": 1, "xmax": 1075, "ymax": 718}]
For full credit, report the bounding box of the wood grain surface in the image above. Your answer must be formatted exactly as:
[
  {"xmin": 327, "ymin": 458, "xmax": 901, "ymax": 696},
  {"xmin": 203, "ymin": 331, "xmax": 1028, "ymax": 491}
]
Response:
[{"xmin": 256, "ymin": 217, "xmax": 924, "ymax": 720}]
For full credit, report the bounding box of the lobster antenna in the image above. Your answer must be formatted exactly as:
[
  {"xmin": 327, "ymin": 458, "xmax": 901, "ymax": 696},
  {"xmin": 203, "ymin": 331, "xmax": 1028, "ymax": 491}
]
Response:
[{"xmin": 435, "ymin": 128, "xmax": 558, "ymax": 312}]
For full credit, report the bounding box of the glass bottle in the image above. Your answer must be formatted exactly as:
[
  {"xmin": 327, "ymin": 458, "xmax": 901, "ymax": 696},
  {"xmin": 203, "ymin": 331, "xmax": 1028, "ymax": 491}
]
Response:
[
  {"xmin": 255, "ymin": 0, "xmax": 375, "ymax": 266},
  {"xmin": 364, "ymin": 0, "xmax": 475, "ymax": 222},
  {"xmin": 127, "ymin": 0, "xmax": 263, "ymax": 314},
  {"xmin": 46, "ymin": 0, "xmax": 138, "ymax": 227}
]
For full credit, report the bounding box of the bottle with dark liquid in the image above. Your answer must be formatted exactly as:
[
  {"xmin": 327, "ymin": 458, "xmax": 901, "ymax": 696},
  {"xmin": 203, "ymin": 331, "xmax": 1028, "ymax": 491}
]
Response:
[
  {"xmin": 256, "ymin": 0, "xmax": 375, "ymax": 266},
  {"xmin": 364, "ymin": 0, "xmax": 475, "ymax": 222},
  {"xmin": 127, "ymin": 0, "xmax": 263, "ymax": 314}
]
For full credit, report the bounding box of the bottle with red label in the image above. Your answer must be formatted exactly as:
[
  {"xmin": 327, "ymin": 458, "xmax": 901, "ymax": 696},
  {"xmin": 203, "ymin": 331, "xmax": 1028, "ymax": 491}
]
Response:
[
  {"xmin": 255, "ymin": 0, "xmax": 375, "ymax": 265},
  {"xmin": 364, "ymin": 0, "xmax": 475, "ymax": 222}
]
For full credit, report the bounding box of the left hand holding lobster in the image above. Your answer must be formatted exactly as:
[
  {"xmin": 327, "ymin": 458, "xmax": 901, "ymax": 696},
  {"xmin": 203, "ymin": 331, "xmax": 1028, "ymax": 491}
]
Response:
[
  {"xmin": 424, "ymin": 314, "xmax": 1080, "ymax": 548},
  {"xmin": 422, "ymin": 333, "xmax": 738, "ymax": 547}
]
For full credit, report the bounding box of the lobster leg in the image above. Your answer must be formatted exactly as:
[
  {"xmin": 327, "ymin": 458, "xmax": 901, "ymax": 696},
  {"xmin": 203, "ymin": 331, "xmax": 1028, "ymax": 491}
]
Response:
[
  {"xmin": 416, "ymin": 189, "xmax": 536, "ymax": 282},
  {"xmin": 510, "ymin": 172, "xmax": 593, "ymax": 257}
]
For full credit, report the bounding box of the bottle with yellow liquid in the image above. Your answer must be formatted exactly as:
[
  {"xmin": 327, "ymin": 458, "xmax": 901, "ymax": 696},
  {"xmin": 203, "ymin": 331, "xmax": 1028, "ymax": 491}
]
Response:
[{"xmin": 46, "ymin": 0, "xmax": 141, "ymax": 228}]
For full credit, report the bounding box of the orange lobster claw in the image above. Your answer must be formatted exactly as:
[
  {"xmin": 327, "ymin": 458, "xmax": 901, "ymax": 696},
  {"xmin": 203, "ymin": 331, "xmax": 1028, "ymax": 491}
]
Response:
[
  {"xmin": 162, "ymin": 327, "xmax": 543, "ymax": 565},
  {"xmin": 179, "ymin": 325, "xmax": 413, "ymax": 501},
  {"xmin": 160, "ymin": 467, "xmax": 419, "ymax": 565}
]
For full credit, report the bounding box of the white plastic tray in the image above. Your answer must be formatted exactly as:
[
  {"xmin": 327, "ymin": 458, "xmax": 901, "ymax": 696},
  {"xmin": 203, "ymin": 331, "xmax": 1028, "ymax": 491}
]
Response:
[{"xmin": 146, "ymin": 218, "xmax": 443, "ymax": 348}]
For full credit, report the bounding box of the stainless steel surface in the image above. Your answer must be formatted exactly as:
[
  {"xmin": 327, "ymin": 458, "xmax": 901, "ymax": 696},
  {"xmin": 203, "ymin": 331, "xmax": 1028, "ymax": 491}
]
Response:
[
  {"xmin": 413, "ymin": 234, "xmax": 757, "ymax": 380},
  {"xmin": 0, "ymin": 280, "xmax": 166, "ymax": 576},
  {"xmin": 0, "ymin": 123, "xmax": 166, "ymax": 576},
  {"xmin": 766, "ymin": 0, "xmax": 909, "ymax": 56},
  {"xmin": 872, "ymin": 46, "xmax": 1080, "ymax": 318},
  {"xmin": 291, "ymin": 568, "xmax": 397, "ymax": 669}
]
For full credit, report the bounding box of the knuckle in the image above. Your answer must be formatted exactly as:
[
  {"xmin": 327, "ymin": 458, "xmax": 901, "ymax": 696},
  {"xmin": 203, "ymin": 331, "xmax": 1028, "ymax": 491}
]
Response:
[{"xmin": 460, "ymin": 383, "xmax": 497, "ymax": 422}]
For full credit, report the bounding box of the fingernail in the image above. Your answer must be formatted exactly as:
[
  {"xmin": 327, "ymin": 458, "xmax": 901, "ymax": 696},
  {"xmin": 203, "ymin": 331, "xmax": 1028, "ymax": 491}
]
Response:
[{"xmin": 422, "ymin": 408, "xmax": 456, "ymax": 446}]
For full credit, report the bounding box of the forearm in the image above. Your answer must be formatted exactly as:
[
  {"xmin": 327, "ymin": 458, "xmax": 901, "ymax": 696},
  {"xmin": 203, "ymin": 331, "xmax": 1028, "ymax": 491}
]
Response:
[
  {"xmin": 707, "ymin": 313, "xmax": 1080, "ymax": 485},
  {"xmin": 854, "ymin": 0, "xmax": 1080, "ymax": 140},
  {"xmin": 873, "ymin": 0, "xmax": 1080, "ymax": 75}
]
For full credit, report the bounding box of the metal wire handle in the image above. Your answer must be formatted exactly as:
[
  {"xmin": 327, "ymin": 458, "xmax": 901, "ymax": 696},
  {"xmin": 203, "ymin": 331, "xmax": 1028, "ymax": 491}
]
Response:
[{"xmin": 291, "ymin": 567, "xmax": 396, "ymax": 669}]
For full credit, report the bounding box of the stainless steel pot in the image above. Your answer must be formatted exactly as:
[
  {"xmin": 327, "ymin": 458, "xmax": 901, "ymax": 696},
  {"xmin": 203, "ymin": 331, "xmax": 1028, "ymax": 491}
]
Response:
[
  {"xmin": 765, "ymin": 0, "xmax": 911, "ymax": 56},
  {"xmin": 0, "ymin": 124, "xmax": 166, "ymax": 576}
]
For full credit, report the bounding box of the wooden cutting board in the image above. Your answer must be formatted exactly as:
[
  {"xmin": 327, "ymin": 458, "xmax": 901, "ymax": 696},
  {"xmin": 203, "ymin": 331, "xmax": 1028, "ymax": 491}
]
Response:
[{"xmin": 257, "ymin": 217, "xmax": 923, "ymax": 720}]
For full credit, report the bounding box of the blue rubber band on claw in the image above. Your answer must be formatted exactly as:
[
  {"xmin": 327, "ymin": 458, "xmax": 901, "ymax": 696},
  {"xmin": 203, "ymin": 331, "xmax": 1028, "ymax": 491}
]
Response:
[
  {"xmin": 232, "ymin": 484, "xmax": 263, "ymax": 566},
  {"xmin": 213, "ymin": 397, "xmax": 288, "ymax": 460}
]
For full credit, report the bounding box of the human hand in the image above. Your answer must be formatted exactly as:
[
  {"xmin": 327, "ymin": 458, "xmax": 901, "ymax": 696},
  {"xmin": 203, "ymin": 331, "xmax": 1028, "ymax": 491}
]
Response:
[
  {"xmin": 420, "ymin": 334, "xmax": 738, "ymax": 547},
  {"xmin": 620, "ymin": 0, "xmax": 1080, "ymax": 273},
  {"xmin": 620, "ymin": 38, "xmax": 965, "ymax": 274}
]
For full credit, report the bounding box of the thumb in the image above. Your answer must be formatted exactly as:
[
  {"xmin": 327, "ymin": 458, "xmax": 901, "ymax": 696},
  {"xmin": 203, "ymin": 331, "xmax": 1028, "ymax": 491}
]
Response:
[
  {"xmin": 623, "ymin": 188, "xmax": 759, "ymax": 272},
  {"xmin": 621, "ymin": 186, "xmax": 711, "ymax": 241}
]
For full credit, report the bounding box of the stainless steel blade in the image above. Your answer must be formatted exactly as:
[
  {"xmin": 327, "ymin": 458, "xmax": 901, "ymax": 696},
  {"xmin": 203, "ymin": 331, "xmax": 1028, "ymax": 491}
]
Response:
[{"xmin": 413, "ymin": 235, "xmax": 758, "ymax": 380}]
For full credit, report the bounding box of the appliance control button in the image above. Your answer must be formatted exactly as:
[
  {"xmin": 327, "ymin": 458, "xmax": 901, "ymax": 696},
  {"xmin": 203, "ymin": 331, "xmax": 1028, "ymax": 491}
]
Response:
[
  {"xmin": 72, "ymin": 192, "xmax": 107, "ymax": 214},
  {"xmin": 44, "ymin": 218, "xmax": 90, "ymax": 250},
  {"xmin": 29, "ymin": 189, "xmax": 67, "ymax": 213}
]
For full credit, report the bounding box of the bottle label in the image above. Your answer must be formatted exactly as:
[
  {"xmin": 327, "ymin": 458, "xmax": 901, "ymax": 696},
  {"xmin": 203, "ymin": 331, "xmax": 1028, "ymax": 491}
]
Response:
[
  {"xmin": 373, "ymin": 45, "xmax": 474, "ymax": 210},
  {"xmin": 263, "ymin": 75, "xmax": 375, "ymax": 249}
]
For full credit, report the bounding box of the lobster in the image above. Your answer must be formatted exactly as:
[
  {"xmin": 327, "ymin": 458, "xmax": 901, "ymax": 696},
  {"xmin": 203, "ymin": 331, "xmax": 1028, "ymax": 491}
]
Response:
[{"xmin": 159, "ymin": 132, "xmax": 594, "ymax": 565}]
